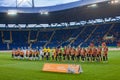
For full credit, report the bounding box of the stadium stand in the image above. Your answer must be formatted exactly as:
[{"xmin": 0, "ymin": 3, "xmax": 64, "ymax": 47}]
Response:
[
  {"xmin": 0, "ymin": 0, "xmax": 119, "ymax": 50},
  {"xmin": 0, "ymin": 23, "xmax": 120, "ymax": 50},
  {"xmin": 9, "ymin": 31, "xmax": 29, "ymax": 49}
]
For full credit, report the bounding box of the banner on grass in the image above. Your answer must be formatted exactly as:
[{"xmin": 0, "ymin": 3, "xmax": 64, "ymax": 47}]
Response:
[{"xmin": 42, "ymin": 63, "xmax": 83, "ymax": 74}]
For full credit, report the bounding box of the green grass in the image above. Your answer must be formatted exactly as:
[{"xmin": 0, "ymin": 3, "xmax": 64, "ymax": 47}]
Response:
[{"xmin": 0, "ymin": 51, "xmax": 120, "ymax": 80}]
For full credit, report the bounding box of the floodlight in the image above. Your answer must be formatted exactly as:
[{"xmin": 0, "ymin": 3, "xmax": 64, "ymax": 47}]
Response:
[
  {"xmin": 44, "ymin": 12, "xmax": 48, "ymax": 15},
  {"xmin": 110, "ymin": 0, "xmax": 120, "ymax": 4},
  {"xmin": 114, "ymin": 0, "xmax": 119, "ymax": 3},
  {"xmin": 7, "ymin": 10, "xmax": 17, "ymax": 15},
  {"xmin": 40, "ymin": 10, "xmax": 49, "ymax": 15},
  {"xmin": 88, "ymin": 4, "xmax": 97, "ymax": 8}
]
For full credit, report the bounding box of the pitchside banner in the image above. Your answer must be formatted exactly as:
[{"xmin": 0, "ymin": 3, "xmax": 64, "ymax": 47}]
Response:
[{"xmin": 42, "ymin": 63, "xmax": 83, "ymax": 74}]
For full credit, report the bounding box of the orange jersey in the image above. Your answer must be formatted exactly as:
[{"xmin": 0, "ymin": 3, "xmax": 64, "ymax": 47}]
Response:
[
  {"xmin": 20, "ymin": 51, "xmax": 24, "ymax": 55},
  {"xmin": 97, "ymin": 48, "xmax": 102, "ymax": 54},
  {"xmin": 66, "ymin": 48, "xmax": 70, "ymax": 55},
  {"xmin": 86, "ymin": 48, "xmax": 91, "ymax": 54},
  {"xmin": 102, "ymin": 47, "xmax": 108, "ymax": 55},
  {"xmin": 36, "ymin": 51, "xmax": 39, "ymax": 55},
  {"xmin": 55, "ymin": 49, "xmax": 59, "ymax": 54},
  {"xmin": 89, "ymin": 47, "xmax": 93, "ymax": 55},
  {"xmin": 26, "ymin": 50, "xmax": 29, "ymax": 55},
  {"xmin": 75, "ymin": 49, "xmax": 79, "ymax": 56},
  {"xmin": 71, "ymin": 49, "xmax": 75, "ymax": 55},
  {"xmin": 57, "ymin": 49, "xmax": 60, "ymax": 54},
  {"xmin": 16, "ymin": 50, "xmax": 20, "ymax": 55},
  {"xmin": 81, "ymin": 49, "xmax": 86, "ymax": 56},
  {"xmin": 92, "ymin": 48, "xmax": 97, "ymax": 55},
  {"xmin": 29, "ymin": 50, "xmax": 33, "ymax": 55},
  {"xmin": 77, "ymin": 48, "xmax": 81, "ymax": 55}
]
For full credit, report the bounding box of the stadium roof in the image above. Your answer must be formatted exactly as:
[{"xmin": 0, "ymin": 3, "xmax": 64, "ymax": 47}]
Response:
[
  {"xmin": 0, "ymin": 0, "xmax": 108, "ymax": 13},
  {"xmin": 0, "ymin": 0, "xmax": 120, "ymax": 26},
  {"xmin": 0, "ymin": 0, "xmax": 79, "ymax": 7}
]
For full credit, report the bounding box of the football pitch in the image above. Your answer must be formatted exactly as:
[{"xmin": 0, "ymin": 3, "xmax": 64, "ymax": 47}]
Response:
[{"xmin": 0, "ymin": 51, "xmax": 120, "ymax": 80}]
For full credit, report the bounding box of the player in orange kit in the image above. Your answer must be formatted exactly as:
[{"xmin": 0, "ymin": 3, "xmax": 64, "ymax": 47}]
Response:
[{"xmin": 102, "ymin": 42, "xmax": 108, "ymax": 62}]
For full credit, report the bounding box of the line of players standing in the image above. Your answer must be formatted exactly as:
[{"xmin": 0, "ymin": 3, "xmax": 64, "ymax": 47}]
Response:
[{"xmin": 12, "ymin": 42, "xmax": 108, "ymax": 62}]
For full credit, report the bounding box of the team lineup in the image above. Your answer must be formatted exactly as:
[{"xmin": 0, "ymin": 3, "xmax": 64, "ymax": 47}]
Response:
[{"xmin": 12, "ymin": 42, "xmax": 108, "ymax": 62}]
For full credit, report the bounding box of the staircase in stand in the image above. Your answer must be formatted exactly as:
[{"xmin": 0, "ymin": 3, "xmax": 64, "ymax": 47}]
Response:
[{"xmin": 44, "ymin": 30, "xmax": 56, "ymax": 47}]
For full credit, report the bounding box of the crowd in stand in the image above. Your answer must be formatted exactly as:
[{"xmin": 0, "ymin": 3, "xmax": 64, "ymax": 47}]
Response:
[{"xmin": 12, "ymin": 42, "xmax": 108, "ymax": 62}]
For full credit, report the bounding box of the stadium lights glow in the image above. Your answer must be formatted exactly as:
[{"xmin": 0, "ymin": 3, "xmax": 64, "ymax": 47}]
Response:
[
  {"xmin": 110, "ymin": 0, "xmax": 120, "ymax": 4},
  {"xmin": 44, "ymin": 12, "xmax": 49, "ymax": 15},
  {"xmin": 87, "ymin": 4, "xmax": 97, "ymax": 8},
  {"xmin": 114, "ymin": 0, "xmax": 119, "ymax": 3},
  {"xmin": 40, "ymin": 11, "xmax": 49, "ymax": 15},
  {"xmin": 7, "ymin": 10, "xmax": 17, "ymax": 15}
]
